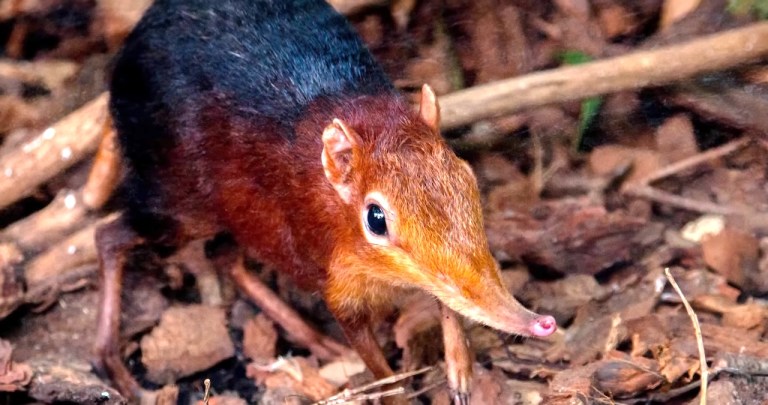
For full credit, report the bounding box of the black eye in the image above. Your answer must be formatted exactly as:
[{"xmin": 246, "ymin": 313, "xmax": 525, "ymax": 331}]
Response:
[{"xmin": 366, "ymin": 204, "xmax": 387, "ymax": 236}]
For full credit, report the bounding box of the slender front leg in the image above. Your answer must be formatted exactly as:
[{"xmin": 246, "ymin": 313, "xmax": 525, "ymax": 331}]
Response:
[
  {"xmin": 336, "ymin": 316, "xmax": 394, "ymax": 378},
  {"xmin": 229, "ymin": 256, "xmax": 351, "ymax": 359},
  {"xmin": 441, "ymin": 304, "xmax": 472, "ymax": 405},
  {"xmin": 93, "ymin": 216, "xmax": 142, "ymax": 399},
  {"xmin": 335, "ymin": 315, "xmax": 409, "ymax": 405}
]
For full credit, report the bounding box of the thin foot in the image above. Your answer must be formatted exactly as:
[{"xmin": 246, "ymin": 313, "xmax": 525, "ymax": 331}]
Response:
[
  {"xmin": 93, "ymin": 216, "xmax": 143, "ymax": 399},
  {"xmin": 440, "ymin": 304, "xmax": 472, "ymax": 405}
]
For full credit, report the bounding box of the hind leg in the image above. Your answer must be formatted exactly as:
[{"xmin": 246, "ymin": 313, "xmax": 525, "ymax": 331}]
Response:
[
  {"xmin": 93, "ymin": 215, "xmax": 143, "ymax": 398},
  {"xmin": 93, "ymin": 212, "xmax": 202, "ymax": 399}
]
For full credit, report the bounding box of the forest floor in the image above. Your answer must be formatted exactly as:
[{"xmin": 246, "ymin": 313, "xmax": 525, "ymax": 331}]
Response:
[{"xmin": 1, "ymin": 0, "xmax": 768, "ymax": 404}]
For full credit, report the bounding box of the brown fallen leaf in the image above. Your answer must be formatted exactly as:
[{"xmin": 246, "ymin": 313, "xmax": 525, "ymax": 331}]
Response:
[
  {"xmin": 141, "ymin": 305, "xmax": 235, "ymax": 384},
  {"xmin": 662, "ymin": 267, "xmax": 741, "ymax": 306},
  {"xmin": 546, "ymin": 361, "xmax": 602, "ymax": 400},
  {"xmin": 318, "ymin": 355, "xmax": 367, "ymax": 387},
  {"xmin": 552, "ymin": 313, "xmax": 625, "ymax": 366},
  {"xmin": 519, "ymin": 274, "xmax": 607, "ymax": 326},
  {"xmin": 660, "ymin": 336, "xmax": 701, "ymax": 383},
  {"xmin": 0, "ymin": 340, "xmax": 32, "ymax": 392},
  {"xmin": 701, "ymin": 227, "xmax": 759, "ymax": 288},
  {"xmin": 589, "ymin": 145, "xmax": 664, "ymax": 184},
  {"xmin": 722, "ymin": 302, "xmax": 766, "ymax": 331},
  {"xmin": 486, "ymin": 201, "xmax": 653, "ymax": 275},
  {"xmin": 446, "ymin": 0, "xmax": 532, "ymax": 85},
  {"xmin": 593, "ymin": 351, "xmax": 664, "ymax": 397},
  {"xmin": 655, "ymin": 114, "xmax": 698, "ymax": 163}
]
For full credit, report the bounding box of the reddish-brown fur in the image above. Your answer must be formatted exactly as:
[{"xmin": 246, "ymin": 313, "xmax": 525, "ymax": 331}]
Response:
[{"xmin": 97, "ymin": 1, "xmax": 556, "ymax": 401}]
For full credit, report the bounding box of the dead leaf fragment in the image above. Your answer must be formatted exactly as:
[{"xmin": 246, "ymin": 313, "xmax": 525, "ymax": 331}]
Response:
[
  {"xmin": 555, "ymin": 314, "xmax": 625, "ymax": 366},
  {"xmin": 247, "ymin": 357, "xmax": 335, "ymax": 402},
  {"xmin": 593, "ymin": 352, "xmax": 664, "ymax": 397},
  {"xmin": 701, "ymin": 227, "xmax": 759, "ymax": 288},
  {"xmin": 721, "ymin": 302, "xmax": 766, "ymax": 331},
  {"xmin": 0, "ymin": 340, "xmax": 32, "ymax": 392},
  {"xmin": 547, "ymin": 362, "xmax": 602, "ymax": 399},
  {"xmin": 589, "ymin": 145, "xmax": 663, "ymax": 184},
  {"xmin": 519, "ymin": 274, "xmax": 606, "ymax": 326},
  {"xmin": 318, "ymin": 354, "xmax": 367, "ymax": 387},
  {"xmin": 141, "ymin": 305, "xmax": 235, "ymax": 384},
  {"xmin": 655, "ymin": 114, "xmax": 698, "ymax": 163}
]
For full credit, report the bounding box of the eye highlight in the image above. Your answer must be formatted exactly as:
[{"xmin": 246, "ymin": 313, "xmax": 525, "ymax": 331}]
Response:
[{"xmin": 365, "ymin": 204, "xmax": 387, "ymax": 236}]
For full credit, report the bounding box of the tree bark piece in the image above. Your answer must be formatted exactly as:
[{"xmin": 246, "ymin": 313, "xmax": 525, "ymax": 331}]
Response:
[
  {"xmin": 2, "ymin": 189, "xmax": 89, "ymax": 252},
  {"xmin": 0, "ymin": 93, "xmax": 109, "ymax": 211},
  {"xmin": 439, "ymin": 22, "xmax": 768, "ymax": 129}
]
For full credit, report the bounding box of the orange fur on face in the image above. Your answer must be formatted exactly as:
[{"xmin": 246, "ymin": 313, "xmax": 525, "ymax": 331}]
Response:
[{"xmin": 324, "ymin": 98, "xmax": 551, "ymax": 336}]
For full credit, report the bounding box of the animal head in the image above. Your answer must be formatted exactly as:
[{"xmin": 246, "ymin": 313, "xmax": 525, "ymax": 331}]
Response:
[{"xmin": 321, "ymin": 85, "xmax": 556, "ymax": 337}]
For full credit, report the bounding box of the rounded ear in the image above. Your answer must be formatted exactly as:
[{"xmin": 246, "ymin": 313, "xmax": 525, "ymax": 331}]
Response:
[
  {"xmin": 418, "ymin": 84, "xmax": 440, "ymax": 130},
  {"xmin": 321, "ymin": 118, "xmax": 362, "ymax": 204}
]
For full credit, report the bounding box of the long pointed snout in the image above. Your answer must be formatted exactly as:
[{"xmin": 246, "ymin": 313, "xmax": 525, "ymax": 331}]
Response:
[{"xmin": 430, "ymin": 272, "xmax": 557, "ymax": 337}]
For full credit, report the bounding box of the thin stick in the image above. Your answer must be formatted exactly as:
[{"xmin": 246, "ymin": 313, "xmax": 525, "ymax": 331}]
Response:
[
  {"xmin": 316, "ymin": 366, "xmax": 433, "ymax": 404},
  {"xmin": 624, "ymin": 185, "xmax": 741, "ymax": 216},
  {"xmin": 636, "ymin": 138, "xmax": 750, "ymax": 185},
  {"xmin": 439, "ymin": 22, "xmax": 768, "ymax": 129},
  {"xmin": 664, "ymin": 267, "xmax": 707, "ymax": 404},
  {"xmin": 202, "ymin": 378, "xmax": 211, "ymax": 405},
  {"xmin": 621, "ymin": 137, "xmax": 763, "ymax": 218}
]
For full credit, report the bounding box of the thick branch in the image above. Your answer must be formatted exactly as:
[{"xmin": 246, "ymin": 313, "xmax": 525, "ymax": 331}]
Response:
[
  {"xmin": 0, "ymin": 93, "xmax": 108, "ymax": 211},
  {"xmin": 440, "ymin": 22, "xmax": 768, "ymax": 130}
]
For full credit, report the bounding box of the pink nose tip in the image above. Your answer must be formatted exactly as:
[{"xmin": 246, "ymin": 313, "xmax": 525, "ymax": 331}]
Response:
[{"xmin": 530, "ymin": 315, "xmax": 557, "ymax": 337}]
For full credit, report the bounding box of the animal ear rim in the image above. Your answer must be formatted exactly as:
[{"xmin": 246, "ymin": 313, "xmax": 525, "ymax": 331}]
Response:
[
  {"xmin": 418, "ymin": 84, "xmax": 440, "ymax": 130},
  {"xmin": 321, "ymin": 118, "xmax": 361, "ymax": 204}
]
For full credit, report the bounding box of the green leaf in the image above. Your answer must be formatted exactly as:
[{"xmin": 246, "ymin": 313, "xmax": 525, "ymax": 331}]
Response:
[
  {"xmin": 577, "ymin": 96, "xmax": 603, "ymax": 148},
  {"xmin": 728, "ymin": 0, "xmax": 768, "ymax": 19},
  {"xmin": 559, "ymin": 50, "xmax": 592, "ymax": 65},
  {"xmin": 558, "ymin": 50, "xmax": 603, "ymax": 150}
]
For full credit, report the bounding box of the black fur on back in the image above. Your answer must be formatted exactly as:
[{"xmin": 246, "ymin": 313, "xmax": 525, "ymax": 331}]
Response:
[{"xmin": 109, "ymin": 0, "xmax": 394, "ymax": 232}]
